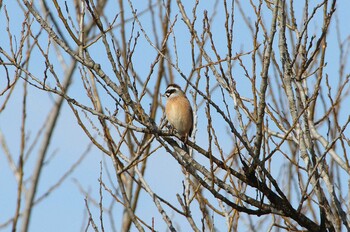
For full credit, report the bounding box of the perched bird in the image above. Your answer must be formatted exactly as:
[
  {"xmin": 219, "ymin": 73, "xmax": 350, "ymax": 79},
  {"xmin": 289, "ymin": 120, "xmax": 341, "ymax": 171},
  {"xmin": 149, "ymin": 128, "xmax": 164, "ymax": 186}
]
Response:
[{"xmin": 164, "ymin": 84, "xmax": 193, "ymax": 141}]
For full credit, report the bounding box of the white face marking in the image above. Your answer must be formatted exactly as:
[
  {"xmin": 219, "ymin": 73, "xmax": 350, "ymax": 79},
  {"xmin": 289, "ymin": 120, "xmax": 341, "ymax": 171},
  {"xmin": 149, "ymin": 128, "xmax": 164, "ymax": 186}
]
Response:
[{"xmin": 165, "ymin": 86, "xmax": 181, "ymax": 99}]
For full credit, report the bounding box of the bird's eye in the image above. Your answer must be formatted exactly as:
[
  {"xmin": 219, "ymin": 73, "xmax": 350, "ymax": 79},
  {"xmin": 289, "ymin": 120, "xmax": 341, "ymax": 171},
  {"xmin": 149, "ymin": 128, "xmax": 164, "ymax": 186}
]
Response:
[{"xmin": 165, "ymin": 89, "xmax": 176, "ymax": 97}]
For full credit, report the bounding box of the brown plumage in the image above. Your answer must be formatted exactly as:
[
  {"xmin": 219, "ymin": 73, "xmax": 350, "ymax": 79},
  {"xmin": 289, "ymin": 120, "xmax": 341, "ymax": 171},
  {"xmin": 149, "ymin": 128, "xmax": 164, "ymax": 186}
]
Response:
[{"xmin": 164, "ymin": 84, "xmax": 193, "ymax": 139}]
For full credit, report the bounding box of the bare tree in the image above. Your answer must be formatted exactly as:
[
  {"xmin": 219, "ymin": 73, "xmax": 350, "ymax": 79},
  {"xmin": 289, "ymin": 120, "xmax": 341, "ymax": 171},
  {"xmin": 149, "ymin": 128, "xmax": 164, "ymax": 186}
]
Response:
[{"xmin": 1, "ymin": 0, "xmax": 350, "ymax": 231}]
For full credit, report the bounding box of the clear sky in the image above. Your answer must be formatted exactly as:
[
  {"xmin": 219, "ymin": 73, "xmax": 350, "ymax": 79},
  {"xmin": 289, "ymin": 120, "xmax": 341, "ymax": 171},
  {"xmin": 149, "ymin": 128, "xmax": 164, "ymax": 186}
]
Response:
[{"xmin": 1, "ymin": 1, "xmax": 350, "ymax": 231}]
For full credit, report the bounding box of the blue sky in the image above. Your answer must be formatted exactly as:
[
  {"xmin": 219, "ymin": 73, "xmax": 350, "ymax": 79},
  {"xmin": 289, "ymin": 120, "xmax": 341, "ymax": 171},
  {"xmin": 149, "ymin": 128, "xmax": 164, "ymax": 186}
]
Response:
[{"xmin": 1, "ymin": 1, "xmax": 350, "ymax": 231}]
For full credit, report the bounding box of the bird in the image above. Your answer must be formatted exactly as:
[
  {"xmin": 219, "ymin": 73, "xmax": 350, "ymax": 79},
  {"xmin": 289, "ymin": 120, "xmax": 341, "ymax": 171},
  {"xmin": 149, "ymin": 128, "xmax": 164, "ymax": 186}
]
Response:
[{"xmin": 164, "ymin": 84, "xmax": 193, "ymax": 142}]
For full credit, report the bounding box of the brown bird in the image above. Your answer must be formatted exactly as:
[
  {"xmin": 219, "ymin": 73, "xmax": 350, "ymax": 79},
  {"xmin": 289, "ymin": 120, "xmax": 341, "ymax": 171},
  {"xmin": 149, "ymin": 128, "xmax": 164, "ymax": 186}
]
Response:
[{"xmin": 164, "ymin": 84, "xmax": 193, "ymax": 141}]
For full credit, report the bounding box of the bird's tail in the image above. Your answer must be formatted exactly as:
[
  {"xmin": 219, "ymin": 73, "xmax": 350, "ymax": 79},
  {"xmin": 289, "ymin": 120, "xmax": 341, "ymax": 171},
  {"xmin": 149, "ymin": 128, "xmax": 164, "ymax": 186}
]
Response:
[{"xmin": 182, "ymin": 142, "xmax": 189, "ymax": 153}]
